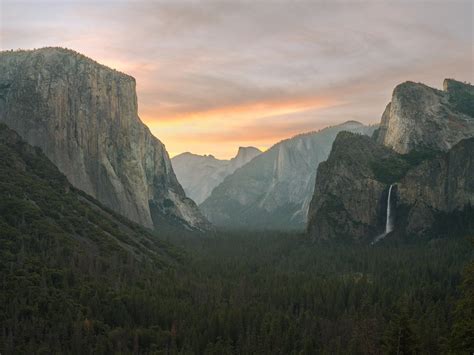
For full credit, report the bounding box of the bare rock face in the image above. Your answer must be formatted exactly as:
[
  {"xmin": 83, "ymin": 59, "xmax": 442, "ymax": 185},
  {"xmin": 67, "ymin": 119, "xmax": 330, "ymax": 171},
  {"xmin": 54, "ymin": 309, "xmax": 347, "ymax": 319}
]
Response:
[
  {"xmin": 201, "ymin": 121, "xmax": 376, "ymax": 230},
  {"xmin": 0, "ymin": 47, "xmax": 209, "ymax": 231},
  {"xmin": 398, "ymin": 138, "xmax": 474, "ymax": 235},
  {"xmin": 308, "ymin": 133, "xmax": 474, "ymax": 240},
  {"xmin": 376, "ymin": 79, "xmax": 474, "ymax": 153},
  {"xmin": 308, "ymin": 79, "xmax": 474, "ymax": 241},
  {"xmin": 171, "ymin": 146, "xmax": 261, "ymax": 205},
  {"xmin": 307, "ymin": 132, "xmax": 395, "ymax": 241}
]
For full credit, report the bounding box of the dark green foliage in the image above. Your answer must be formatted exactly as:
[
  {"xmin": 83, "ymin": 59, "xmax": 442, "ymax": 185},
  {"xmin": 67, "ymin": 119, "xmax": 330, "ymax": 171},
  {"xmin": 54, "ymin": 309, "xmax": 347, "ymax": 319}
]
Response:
[
  {"xmin": 447, "ymin": 80, "xmax": 474, "ymax": 117},
  {"xmin": 401, "ymin": 147, "xmax": 440, "ymax": 166},
  {"xmin": 371, "ymin": 148, "xmax": 440, "ymax": 184},
  {"xmin": 450, "ymin": 252, "xmax": 474, "ymax": 353},
  {"xmin": 0, "ymin": 124, "xmax": 472, "ymax": 353},
  {"xmin": 371, "ymin": 156, "xmax": 410, "ymax": 184},
  {"xmin": 2, "ymin": 223, "xmax": 472, "ymax": 354},
  {"xmin": 430, "ymin": 205, "xmax": 474, "ymax": 239},
  {"xmin": 0, "ymin": 124, "xmax": 183, "ymax": 353},
  {"xmin": 383, "ymin": 299, "xmax": 420, "ymax": 354}
]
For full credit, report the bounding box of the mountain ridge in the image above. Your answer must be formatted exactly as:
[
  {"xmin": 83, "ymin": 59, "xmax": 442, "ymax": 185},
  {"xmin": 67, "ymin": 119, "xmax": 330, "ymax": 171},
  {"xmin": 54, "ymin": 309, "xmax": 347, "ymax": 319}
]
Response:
[
  {"xmin": 0, "ymin": 47, "xmax": 209, "ymax": 232},
  {"xmin": 375, "ymin": 79, "xmax": 474, "ymax": 153},
  {"xmin": 0, "ymin": 122, "xmax": 179, "ymax": 262},
  {"xmin": 308, "ymin": 79, "xmax": 474, "ymax": 241},
  {"xmin": 172, "ymin": 145, "xmax": 261, "ymax": 204},
  {"xmin": 201, "ymin": 120, "xmax": 377, "ymax": 230}
]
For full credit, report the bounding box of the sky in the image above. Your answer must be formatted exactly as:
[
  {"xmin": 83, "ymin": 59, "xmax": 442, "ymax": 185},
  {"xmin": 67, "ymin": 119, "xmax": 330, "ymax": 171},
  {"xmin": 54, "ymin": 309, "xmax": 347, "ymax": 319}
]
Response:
[{"xmin": 1, "ymin": 0, "xmax": 473, "ymax": 158}]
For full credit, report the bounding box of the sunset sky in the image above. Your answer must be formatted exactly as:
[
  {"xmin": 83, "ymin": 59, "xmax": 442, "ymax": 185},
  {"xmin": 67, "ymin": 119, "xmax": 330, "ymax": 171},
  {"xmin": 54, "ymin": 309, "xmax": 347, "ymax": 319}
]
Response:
[{"xmin": 1, "ymin": 0, "xmax": 473, "ymax": 158}]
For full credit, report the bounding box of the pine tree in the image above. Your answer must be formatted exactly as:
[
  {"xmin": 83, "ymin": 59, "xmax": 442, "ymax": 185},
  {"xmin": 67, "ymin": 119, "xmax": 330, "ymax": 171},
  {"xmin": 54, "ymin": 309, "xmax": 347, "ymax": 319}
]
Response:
[
  {"xmin": 450, "ymin": 259, "xmax": 474, "ymax": 353},
  {"xmin": 383, "ymin": 300, "xmax": 419, "ymax": 354}
]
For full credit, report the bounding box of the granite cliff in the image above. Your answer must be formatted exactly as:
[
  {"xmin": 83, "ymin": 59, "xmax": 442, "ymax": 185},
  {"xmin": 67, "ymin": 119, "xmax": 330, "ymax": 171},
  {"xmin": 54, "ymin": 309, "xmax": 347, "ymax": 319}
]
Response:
[
  {"xmin": 0, "ymin": 47, "xmax": 209, "ymax": 231},
  {"xmin": 201, "ymin": 121, "xmax": 376, "ymax": 230},
  {"xmin": 171, "ymin": 146, "xmax": 261, "ymax": 204},
  {"xmin": 308, "ymin": 79, "xmax": 474, "ymax": 241},
  {"xmin": 0, "ymin": 123, "xmax": 177, "ymax": 262},
  {"xmin": 375, "ymin": 79, "xmax": 474, "ymax": 153},
  {"xmin": 397, "ymin": 137, "xmax": 474, "ymax": 235},
  {"xmin": 307, "ymin": 132, "xmax": 395, "ymax": 240}
]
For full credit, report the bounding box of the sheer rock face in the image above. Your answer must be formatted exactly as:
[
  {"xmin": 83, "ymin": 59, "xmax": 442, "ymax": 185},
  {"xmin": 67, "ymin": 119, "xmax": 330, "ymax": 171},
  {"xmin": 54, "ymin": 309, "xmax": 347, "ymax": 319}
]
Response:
[
  {"xmin": 0, "ymin": 123, "xmax": 178, "ymax": 263},
  {"xmin": 200, "ymin": 121, "xmax": 376, "ymax": 230},
  {"xmin": 307, "ymin": 134, "xmax": 474, "ymax": 240},
  {"xmin": 307, "ymin": 132, "xmax": 393, "ymax": 241},
  {"xmin": 398, "ymin": 138, "xmax": 474, "ymax": 234},
  {"xmin": 0, "ymin": 48, "xmax": 209, "ymax": 231},
  {"xmin": 376, "ymin": 79, "xmax": 474, "ymax": 153},
  {"xmin": 308, "ymin": 79, "xmax": 474, "ymax": 241},
  {"xmin": 172, "ymin": 146, "xmax": 261, "ymax": 205}
]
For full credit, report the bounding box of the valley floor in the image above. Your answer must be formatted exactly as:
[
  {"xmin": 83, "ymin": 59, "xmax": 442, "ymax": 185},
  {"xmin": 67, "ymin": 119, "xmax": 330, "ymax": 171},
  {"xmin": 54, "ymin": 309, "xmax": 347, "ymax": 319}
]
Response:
[{"xmin": 2, "ymin": 228, "xmax": 473, "ymax": 354}]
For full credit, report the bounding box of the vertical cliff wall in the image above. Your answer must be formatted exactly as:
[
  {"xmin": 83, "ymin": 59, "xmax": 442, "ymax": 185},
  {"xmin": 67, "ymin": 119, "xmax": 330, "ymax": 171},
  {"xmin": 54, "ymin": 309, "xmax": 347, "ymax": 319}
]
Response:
[
  {"xmin": 376, "ymin": 80, "xmax": 474, "ymax": 153},
  {"xmin": 308, "ymin": 79, "xmax": 474, "ymax": 241},
  {"xmin": 0, "ymin": 48, "xmax": 209, "ymax": 231},
  {"xmin": 201, "ymin": 121, "xmax": 376, "ymax": 230},
  {"xmin": 307, "ymin": 132, "xmax": 394, "ymax": 240},
  {"xmin": 397, "ymin": 137, "xmax": 474, "ymax": 235}
]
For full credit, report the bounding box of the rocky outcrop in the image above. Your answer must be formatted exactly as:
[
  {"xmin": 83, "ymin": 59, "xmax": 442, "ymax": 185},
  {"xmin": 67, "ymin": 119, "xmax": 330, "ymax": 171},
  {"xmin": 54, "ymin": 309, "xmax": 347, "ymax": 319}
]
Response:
[
  {"xmin": 201, "ymin": 121, "xmax": 376, "ymax": 230},
  {"xmin": 307, "ymin": 132, "xmax": 397, "ymax": 240},
  {"xmin": 0, "ymin": 47, "xmax": 209, "ymax": 231},
  {"xmin": 308, "ymin": 79, "xmax": 474, "ymax": 241},
  {"xmin": 398, "ymin": 137, "xmax": 474, "ymax": 235},
  {"xmin": 308, "ymin": 133, "xmax": 474, "ymax": 240},
  {"xmin": 230, "ymin": 146, "xmax": 262, "ymax": 171},
  {"xmin": 0, "ymin": 123, "xmax": 178, "ymax": 263},
  {"xmin": 376, "ymin": 79, "xmax": 474, "ymax": 153},
  {"xmin": 172, "ymin": 146, "xmax": 261, "ymax": 204}
]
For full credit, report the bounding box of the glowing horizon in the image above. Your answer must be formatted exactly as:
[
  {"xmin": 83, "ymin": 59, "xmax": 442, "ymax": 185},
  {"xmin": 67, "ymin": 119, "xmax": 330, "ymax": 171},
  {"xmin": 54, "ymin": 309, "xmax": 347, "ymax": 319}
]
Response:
[
  {"xmin": 143, "ymin": 94, "xmax": 342, "ymax": 158},
  {"xmin": 1, "ymin": 0, "xmax": 472, "ymax": 159}
]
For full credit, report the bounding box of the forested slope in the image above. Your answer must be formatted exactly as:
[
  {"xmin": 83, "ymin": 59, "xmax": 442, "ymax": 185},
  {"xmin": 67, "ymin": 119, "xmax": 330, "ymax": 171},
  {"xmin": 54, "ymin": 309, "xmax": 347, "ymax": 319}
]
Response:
[
  {"xmin": 0, "ymin": 124, "xmax": 183, "ymax": 353},
  {"xmin": 0, "ymin": 123, "xmax": 472, "ymax": 353}
]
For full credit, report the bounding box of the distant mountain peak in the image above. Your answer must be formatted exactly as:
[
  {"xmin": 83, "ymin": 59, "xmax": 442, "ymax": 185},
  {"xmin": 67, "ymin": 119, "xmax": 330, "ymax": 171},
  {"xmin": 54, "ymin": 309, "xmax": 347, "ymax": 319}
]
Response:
[
  {"xmin": 340, "ymin": 120, "xmax": 363, "ymax": 126},
  {"xmin": 176, "ymin": 151, "xmax": 214, "ymax": 158},
  {"xmin": 237, "ymin": 146, "xmax": 261, "ymax": 153},
  {"xmin": 233, "ymin": 146, "xmax": 262, "ymax": 161},
  {"xmin": 171, "ymin": 146, "xmax": 262, "ymax": 204},
  {"xmin": 200, "ymin": 122, "xmax": 377, "ymax": 230}
]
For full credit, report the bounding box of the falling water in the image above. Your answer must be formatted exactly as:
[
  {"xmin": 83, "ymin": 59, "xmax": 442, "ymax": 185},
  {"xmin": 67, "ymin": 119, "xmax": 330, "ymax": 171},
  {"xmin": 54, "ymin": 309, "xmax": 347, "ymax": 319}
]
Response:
[
  {"xmin": 385, "ymin": 184, "xmax": 394, "ymax": 234},
  {"xmin": 372, "ymin": 184, "xmax": 394, "ymax": 244}
]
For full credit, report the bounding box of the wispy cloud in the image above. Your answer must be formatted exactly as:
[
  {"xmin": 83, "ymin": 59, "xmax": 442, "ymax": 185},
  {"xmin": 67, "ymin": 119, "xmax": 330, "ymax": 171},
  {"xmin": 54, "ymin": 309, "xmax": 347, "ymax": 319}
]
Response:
[{"xmin": 1, "ymin": 0, "xmax": 472, "ymax": 158}]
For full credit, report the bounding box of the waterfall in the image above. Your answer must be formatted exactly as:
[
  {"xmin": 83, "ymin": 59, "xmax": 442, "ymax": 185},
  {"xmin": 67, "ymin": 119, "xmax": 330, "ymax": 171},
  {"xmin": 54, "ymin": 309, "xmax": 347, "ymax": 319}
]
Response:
[
  {"xmin": 385, "ymin": 184, "xmax": 394, "ymax": 234},
  {"xmin": 372, "ymin": 184, "xmax": 394, "ymax": 244}
]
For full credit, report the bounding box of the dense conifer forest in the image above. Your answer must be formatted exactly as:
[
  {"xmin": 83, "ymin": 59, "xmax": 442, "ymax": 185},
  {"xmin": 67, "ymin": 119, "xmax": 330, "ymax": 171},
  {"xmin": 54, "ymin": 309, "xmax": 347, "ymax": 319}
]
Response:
[
  {"xmin": 0, "ymin": 125, "xmax": 473, "ymax": 354},
  {"xmin": 1, "ymin": 226, "xmax": 474, "ymax": 354}
]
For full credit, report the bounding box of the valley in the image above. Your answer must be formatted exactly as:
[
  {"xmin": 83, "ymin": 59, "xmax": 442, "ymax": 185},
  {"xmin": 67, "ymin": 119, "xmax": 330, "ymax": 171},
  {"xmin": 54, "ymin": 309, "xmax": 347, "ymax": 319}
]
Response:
[
  {"xmin": 1, "ymin": 192, "xmax": 472, "ymax": 353},
  {"xmin": 0, "ymin": 45, "xmax": 472, "ymax": 354}
]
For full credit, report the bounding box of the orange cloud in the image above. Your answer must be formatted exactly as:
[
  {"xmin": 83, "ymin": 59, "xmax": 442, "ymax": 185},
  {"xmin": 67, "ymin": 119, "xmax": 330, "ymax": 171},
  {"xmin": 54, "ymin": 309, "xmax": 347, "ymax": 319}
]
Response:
[
  {"xmin": 142, "ymin": 95, "xmax": 342, "ymax": 158},
  {"xmin": 142, "ymin": 95, "xmax": 341, "ymax": 125}
]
